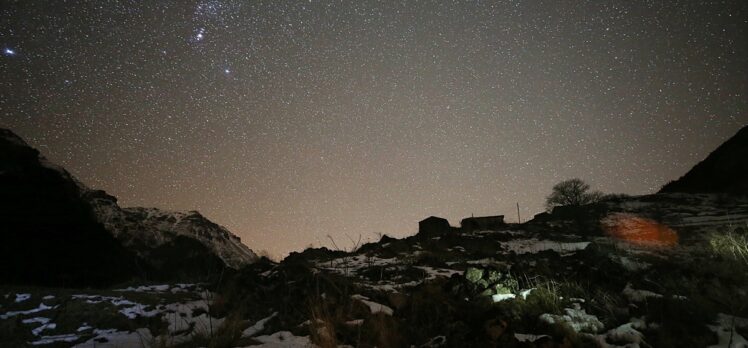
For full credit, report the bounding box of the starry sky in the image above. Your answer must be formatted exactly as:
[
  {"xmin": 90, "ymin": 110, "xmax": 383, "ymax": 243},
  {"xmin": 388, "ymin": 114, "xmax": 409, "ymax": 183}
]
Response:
[{"xmin": 1, "ymin": 1, "xmax": 746, "ymax": 257}]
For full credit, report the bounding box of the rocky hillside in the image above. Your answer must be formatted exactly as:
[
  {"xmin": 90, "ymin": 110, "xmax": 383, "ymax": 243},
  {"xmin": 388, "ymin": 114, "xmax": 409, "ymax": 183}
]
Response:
[
  {"xmin": 205, "ymin": 191, "xmax": 747, "ymax": 347},
  {"xmin": 0, "ymin": 128, "xmax": 257, "ymax": 286},
  {"xmin": 660, "ymin": 125, "xmax": 748, "ymax": 195}
]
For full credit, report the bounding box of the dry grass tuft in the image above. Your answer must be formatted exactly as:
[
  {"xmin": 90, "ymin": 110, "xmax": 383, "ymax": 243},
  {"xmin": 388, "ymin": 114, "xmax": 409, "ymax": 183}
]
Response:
[{"xmin": 710, "ymin": 230, "xmax": 748, "ymax": 265}]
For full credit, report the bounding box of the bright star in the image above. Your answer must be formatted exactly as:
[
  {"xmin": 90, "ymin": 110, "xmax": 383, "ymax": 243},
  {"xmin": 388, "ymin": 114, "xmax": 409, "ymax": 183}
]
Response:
[
  {"xmin": 194, "ymin": 28, "xmax": 206, "ymax": 41},
  {"xmin": 3, "ymin": 48, "xmax": 15, "ymax": 56}
]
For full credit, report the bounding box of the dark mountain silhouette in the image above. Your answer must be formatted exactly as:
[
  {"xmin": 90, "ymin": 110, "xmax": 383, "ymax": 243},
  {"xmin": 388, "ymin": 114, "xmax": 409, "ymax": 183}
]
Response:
[
  {"xmin": 0, "ymin": 129, "xmax": 138, "ymax": 287},
  {"xmin": 0, "ymin": 128, "xmax": 257, "ymax": 287},
  {"xmin": 660, "ymin": 125, "xmax": 748, "ymax": 195}
]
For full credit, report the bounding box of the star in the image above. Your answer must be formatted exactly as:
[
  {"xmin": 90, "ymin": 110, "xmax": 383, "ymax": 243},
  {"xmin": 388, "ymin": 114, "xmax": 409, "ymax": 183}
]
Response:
[{"xmin": 3, "ymin": 48, "xmax": 16, "ymax": 56}]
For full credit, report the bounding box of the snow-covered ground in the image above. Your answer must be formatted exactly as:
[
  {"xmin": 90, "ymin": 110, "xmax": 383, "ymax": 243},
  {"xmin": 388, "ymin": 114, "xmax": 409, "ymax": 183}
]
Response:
[
  {"xmin": 0, "ymin": 284, "xmax": 232, "ymax": 347},
  {"xmin": 238, "ymin": 331, "xmax": 316, "ymax": 348},
  {"xmin": 500, "ymin": 238, "xmax": 590, "ymax": 255}
]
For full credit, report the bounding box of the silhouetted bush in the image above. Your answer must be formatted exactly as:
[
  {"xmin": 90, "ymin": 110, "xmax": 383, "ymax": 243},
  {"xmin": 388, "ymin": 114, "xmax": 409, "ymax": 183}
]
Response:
[{"xmin": 545, "ymin": 178, "xmax": 603, "ymax": 211}]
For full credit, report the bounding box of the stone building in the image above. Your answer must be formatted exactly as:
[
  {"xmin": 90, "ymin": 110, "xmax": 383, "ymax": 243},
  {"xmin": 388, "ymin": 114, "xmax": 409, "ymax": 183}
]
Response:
[
  {"xmin": 418, "ymin": 216, "xmax": 453, "ymax": 235},
  {"xmin": 460, "ymin": 215, "xmax": 505, "ymax": 232}
]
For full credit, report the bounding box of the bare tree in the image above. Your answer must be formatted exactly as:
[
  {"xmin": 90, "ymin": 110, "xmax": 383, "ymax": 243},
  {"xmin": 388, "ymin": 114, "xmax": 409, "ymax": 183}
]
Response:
[{"xmin": 545, "ymin": 178, "xmax": 603, "ymax": 211}]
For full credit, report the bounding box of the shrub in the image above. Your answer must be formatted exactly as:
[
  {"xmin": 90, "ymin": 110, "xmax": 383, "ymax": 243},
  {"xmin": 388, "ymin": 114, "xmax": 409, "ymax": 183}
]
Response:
[{"xmin": 709, "ymin": 230, "xmax": 748, "ymax": 265}]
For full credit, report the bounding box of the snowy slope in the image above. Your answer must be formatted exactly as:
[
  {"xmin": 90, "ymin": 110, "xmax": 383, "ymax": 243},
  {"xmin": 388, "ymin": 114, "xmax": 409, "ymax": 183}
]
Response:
[
  {"xmin": 602, "ymin": 193, "xmax": 748, "ymax": 239},
  {"xmin": 86, "ymin": 190, "xmax": 257, "ymax": 269}
]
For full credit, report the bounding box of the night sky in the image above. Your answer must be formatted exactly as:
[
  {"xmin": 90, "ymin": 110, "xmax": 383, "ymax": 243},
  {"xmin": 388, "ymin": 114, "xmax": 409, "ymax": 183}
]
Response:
[{"xmin": 1, "ymin": 1, "xmax": 746, "ymax": 257}]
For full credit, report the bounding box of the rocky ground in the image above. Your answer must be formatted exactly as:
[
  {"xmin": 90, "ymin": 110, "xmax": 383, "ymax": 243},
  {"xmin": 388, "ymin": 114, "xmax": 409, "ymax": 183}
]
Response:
[{"xmin": 2, "ymin": 193, "xmax": 748, "ymax": 347}]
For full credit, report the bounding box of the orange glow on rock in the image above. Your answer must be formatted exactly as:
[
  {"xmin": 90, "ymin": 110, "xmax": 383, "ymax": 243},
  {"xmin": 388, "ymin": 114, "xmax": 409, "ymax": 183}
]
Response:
[{"xmin": 601, "ymin": 213, "xmax": 678, "ymax": 246}]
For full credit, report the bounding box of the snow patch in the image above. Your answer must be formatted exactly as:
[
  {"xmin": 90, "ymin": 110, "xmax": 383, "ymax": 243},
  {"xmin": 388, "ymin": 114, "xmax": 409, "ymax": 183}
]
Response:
[
  {"xmin": 242, "ymin": 312, "xmax": 278, "ymax": 338},
  {"xmin": 708, "ymin": 313, "xmax": 748, "ymax": 348},
  {"xmin": 71, "ymin": 294, "xmax": 160, "ymax": 319},
  {"xmin": 414, "ymin": 266, "xmax": 463, "ymax": 280},
  {"xmin": 29, "ymin": 334, "xmax": 79, "ymax": 345},
  {"xmin": 245, "ymin": 331, "xmax": 316, "ymax": 347},
  {"xmin": 539, "ymin": 304, "xmax": 604, "ymax": 333},
  {"xmin": 492, "ymin": 293, "xmax": 516, "ymax": 302},
  {"xmin": 1, "ymin": 303, "xmax": 55, "ymax": 319},
  {"xmin": 501, "ymin": 239, "xmax": 590, "ymax": 255},
  {"xmin": 345, "ymin": 319, "xmax": 364, "ymax": 326},
  {"xmin": 158, "ymin": 299, "xmax": 224, "ymax": 344},
  {"xmin": 351, "ymin": 294, "xmax": 394, "ymax": 316},
  {"xmin": 520, "ymin": 288, "xmax": 535, "ymax": 299},
  {"xmin": 77, "ymin": 324, "xmax": 93, "ymax": 332},
  {"xmin": 515, "ymin": 333, "xmax": 549, "ymax": 342},
  {"xmin": 31, "ymin": 322, "xmax": 56, "ymax": 336},
  {"xmin": 363, "ymin": 280, "xmax": 421, "ymax": 292},
  {"xmin": 466, "ymin": 258, "xmax": 500, "ymax": 265},
  {"xmin": 22, "ymin": 317, "xmax": 50, "ymax": 325},
  {"xmin": 115, "ymin": 284, "xmax": 170, "ymax": 292},
  {"xmin": 119, "ymin": 303, "xmax": 161, "ymax": 319}
]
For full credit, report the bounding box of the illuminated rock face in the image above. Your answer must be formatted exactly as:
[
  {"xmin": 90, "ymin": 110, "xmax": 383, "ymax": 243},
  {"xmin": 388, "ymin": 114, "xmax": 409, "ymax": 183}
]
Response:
[{"xmin": 601, "ymin": 213, "xmax": 678, "ymax": 246}]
